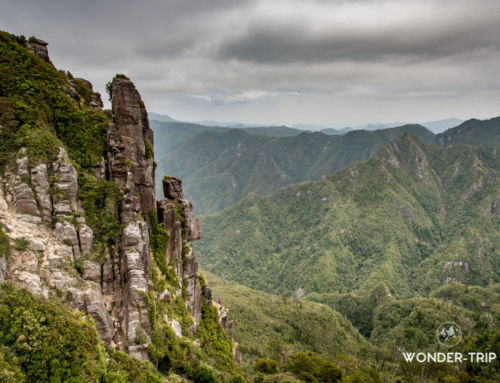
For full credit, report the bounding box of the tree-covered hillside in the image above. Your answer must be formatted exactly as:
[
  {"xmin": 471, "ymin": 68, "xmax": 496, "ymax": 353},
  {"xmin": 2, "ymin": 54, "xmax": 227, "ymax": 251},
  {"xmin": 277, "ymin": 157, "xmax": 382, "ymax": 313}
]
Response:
[
  {"xmin": 436, "ymin": 117, "xmax": 500, "ymax": 147},
  {"xmin": 157, "ymin": 124, "xmax": 435, "ymax": 213},
  {"xmin": 196, "ymin": 134, "xmax": 500, "ymax": 297},
  {"xmin": 205, "ymin": 272, "xmax": 500, "ymax": 382},
  {"xmin": 155, "ymin": 118, "xmax": 500, "ymax": 215},
  {"xmin": 203, "ymin": 271, "xmax": 369, "ymax": 368}
]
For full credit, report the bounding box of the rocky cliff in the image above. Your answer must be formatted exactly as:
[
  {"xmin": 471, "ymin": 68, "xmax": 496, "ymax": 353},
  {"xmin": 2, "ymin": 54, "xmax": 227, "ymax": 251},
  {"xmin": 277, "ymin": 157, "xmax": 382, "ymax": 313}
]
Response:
[{"xmin": 0, "ymin": 33, "xmax": 238, "ymax": 374}]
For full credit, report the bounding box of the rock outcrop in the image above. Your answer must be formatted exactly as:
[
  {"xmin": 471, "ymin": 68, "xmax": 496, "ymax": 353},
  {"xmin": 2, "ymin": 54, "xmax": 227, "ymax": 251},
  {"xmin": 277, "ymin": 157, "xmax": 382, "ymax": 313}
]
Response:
[
  {"xmin": 24, "ymin": 38, "xmax": 51, "ymax": 63},
  {"xmin": 157, "ymin": 177, "xmax": 203, "ymax": 327},
  {"xmin": 103, "ymin": 77, "xmax": 156, "ymax": 359},
  {"xmin": 0, "ymin": 47, "xmax": 236, "ymax": 363}
]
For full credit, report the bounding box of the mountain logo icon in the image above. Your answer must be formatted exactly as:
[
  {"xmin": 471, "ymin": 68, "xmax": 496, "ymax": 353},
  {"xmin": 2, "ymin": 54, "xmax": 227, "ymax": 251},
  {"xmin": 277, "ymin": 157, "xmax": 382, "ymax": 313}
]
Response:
[{"xmin": 436, "ymin": 322, "xmax": 462, "ymax": 347}]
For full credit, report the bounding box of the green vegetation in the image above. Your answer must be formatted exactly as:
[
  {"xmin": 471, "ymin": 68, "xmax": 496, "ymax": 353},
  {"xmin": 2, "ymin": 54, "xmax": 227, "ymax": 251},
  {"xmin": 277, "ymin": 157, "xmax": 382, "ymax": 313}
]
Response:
[
  {"xmin": 282, "ymin": 352, "xmax": 343, "ymax": 383},
  {"xmin": 106, "ymin": 73, "xmax": 130, "ymax": 100},
  {"xmin": 13, "ymin": 238, "xmax": 29, "ymax": 251},
  {"xmin": 0, "ymin": 31, "xmax": 118, "ymax": 258},
  {"xmin": 0, "ymin": 31, "xmax": 109, "ymax": 169},
  {"xmin": 144, "ymin": 138, "xmax": 154, "ymax": 159},
  {"xmin": 196, "ymin": 134, "xmax": 500, "ymax": 381},
  {"xmin": 0, "ymin": 225, "xmax": 10, "ymax": 259},
  {"xmin": 254, "ymin": 359, "xmax": 278, "ymax": 374},
  {"xmin": 78, "ymin": 174, "xmax": 123, "ymax": 256},
  {"xmin": 204, "ymin": 272, "xmax": 368, "ymax": 369},
  {"xmin": 206, "ymin": 273, "xmax": 500, "ymax": 382},
  {"xmin": 155, "ymin": 118, "xmax": 500, "ymax": 214},
  {"xmin": 146, "ymin": 259, "xmax": 243, "ymax": 381},
  {"xmin": 149, "ymin": 209, "xmax": 170, "ymax": 275},
  {"xmin": 197, "ymin": 135, "xmax": 500, "ymax": 297},
  {"xmin": 156, "ymin": 124, "xmax": 436, "ymax": 214},
  {"xmin": 0, "ymin": 283, "xmax": 164, "ymax": 382},
  {"xmin": 436, "ymin": 117, "xmax": 500, "ymax": 147}
]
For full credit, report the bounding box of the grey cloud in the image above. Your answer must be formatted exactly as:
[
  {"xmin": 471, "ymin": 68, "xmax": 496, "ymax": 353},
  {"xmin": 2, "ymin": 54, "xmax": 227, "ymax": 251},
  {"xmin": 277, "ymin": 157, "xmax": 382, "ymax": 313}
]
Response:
[
  {"xmin": 217, "ymin": 8, "xmax": 500, "ymax": 64},
  {"xmin": 0, "ymin": 0, "xmax": 499, "ymax": 126}
]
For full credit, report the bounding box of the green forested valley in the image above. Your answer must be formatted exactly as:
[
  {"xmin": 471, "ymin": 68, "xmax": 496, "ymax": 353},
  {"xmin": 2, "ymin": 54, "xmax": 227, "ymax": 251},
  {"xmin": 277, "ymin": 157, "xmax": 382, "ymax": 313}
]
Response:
[
  {"xmin": 154, "ymin": 118, "xmax": 500, "ymax": 214},
  {"xmin": 197, "ymin": 134, "xmax": 500, "ymax": 296}
]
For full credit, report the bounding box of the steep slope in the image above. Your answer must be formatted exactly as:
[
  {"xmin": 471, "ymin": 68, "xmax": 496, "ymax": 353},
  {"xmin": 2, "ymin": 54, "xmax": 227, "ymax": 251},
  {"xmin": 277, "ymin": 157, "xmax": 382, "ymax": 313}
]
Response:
[
  {"xmin": 196, "ymin": 134, "xmax": 500, "ymax": 297},
  {"xmin": 156, "ymin": 118, "xmax": 500, "ymax": 215},
  {"xmin": 0, "ymin": 31, "xmax": 242, "ymax": 381},
  {"xmin": 203, "ymin": 271, "xmax": 368, "ymax": 368},
  {"xmin": 158, "ymin": 124, "xmax": 435, "ymax": 213},
  {"xmin": 151, "ymin": 120, "xmax": 231, "ymax": 165},
  {"xmin": 436, "ymin": 117, "xmax": 500, "ymax": 146},
  {"xmin": 0, "ymin": 283, "xmax": 164, "ymax": 382}
]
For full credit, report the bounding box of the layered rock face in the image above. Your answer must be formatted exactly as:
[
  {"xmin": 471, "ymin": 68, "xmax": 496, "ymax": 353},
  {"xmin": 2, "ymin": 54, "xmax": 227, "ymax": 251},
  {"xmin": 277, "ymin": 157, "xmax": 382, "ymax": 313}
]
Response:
[
  {"xmin": 103, "ymin": 77, "xmax": 157, "ymax": 359},
  {"xmin": 157, "ymin": 177, "xmax": 203, "ymax": 326},
  {"xmin": 0, "ymin": 74, "xmax": 222, "ymax": 361},
  {"xmin": 24, "ymin": 38, "xmax": 51, "ymax": 63}
]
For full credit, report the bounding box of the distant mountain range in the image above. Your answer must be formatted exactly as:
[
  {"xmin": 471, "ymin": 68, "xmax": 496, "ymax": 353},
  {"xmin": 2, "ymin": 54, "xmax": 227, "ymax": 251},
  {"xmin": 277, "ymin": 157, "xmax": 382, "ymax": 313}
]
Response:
[
  {"xmin": 149, "ymin": 112, "xmax": 464, "ymax": 134},
  {"xmin": 153, "ymin": 123, "xmax": 437, "ymax": 213},
  {"xmin": 153, "ymin": 117, "xmax": 500, "ymax": 214}
]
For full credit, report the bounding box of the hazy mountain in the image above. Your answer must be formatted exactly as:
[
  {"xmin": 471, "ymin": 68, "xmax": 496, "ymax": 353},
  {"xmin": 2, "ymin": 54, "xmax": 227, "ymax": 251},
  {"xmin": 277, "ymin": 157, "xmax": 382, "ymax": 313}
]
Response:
[
  {"xmin": 244, "ymin": 125, "xmax": 304, "ymax": 137},
  {"xmin": 351, "ymin": 118, "xmax": 464, "ymax": 133},
  {"xmin": 421, "ymin": 118, "xmax": 464, "ymax": 133},
  {"xmin": 151, "ymin": 120, "xmax": 231, "ymax": 161},
  {"xmin": 436, "ymin": 117, "xmax": 500, "ymax": 146},
  {"xmin": 320, "ymin": 127, "xmax": 353, "ymax": 135},
  {"xmin": 156, "ymin": 124, "xmax": 435, "ymax": 213},
  {"xmin": 148, "ymin": 111, "xmax": 177, "ymax": 122},
  {"xmin": 156, "ymin": 118, "xmax": 499, "ymax": 214}
]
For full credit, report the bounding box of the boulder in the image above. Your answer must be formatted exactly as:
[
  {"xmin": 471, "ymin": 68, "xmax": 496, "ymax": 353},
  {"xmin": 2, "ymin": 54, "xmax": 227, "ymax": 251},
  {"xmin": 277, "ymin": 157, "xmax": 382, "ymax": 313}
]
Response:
[
  {"xmin": 55, "ymin": 222, "xmax": 80, "ymax": 258},
  {"xmin": 24, "ymin": 38, "xmax": 51, "ymax": 63},
  {"xmin": 162, "ymin": 177, "xmax": 183, "ymax": 200},
  {"xmin": 82, "ymin": 260, "xmax": 101, "ymax": 282},
  {"xmin": 14, "ymin": 183, "xmax": 39, "ymax": 217},
  {"xmin": 171, "ymin": 320, "xmax": 182, "ymax": 338}
]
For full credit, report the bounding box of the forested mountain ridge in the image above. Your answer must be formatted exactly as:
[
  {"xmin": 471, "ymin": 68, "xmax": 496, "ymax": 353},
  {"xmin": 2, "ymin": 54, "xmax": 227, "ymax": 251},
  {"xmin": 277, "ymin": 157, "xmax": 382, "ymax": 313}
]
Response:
[
  {"xmin": 206, "ymin": 271, "xmax": 500, "ymax": 379},
  {"xmin": 196, "ymin": 134, "xmax": 500, "ymax": 297},
  {"xmin": 157, "ymin": 124, "xmax": 436, "ymax": 213},
  {"xmin": 155, "ymin": 118, "xmax": 500, "ymax": 214},
  {"xmin": 436, "ymin": 117, "xmax": 500, "ymax": 146}
]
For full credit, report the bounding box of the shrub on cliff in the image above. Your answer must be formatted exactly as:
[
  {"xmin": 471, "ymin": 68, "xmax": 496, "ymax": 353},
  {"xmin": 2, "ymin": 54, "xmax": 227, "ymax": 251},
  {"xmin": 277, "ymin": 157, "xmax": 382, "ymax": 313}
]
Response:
[{"xmin": 0, "ymin": 282, "xmax": 164, "ymax": 382}]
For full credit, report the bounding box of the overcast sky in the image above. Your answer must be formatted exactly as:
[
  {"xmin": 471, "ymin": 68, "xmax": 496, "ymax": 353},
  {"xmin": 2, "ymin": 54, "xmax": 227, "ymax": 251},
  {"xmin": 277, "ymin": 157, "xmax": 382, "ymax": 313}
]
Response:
[{"xmin": 2, "ymin": 0, "xmax": 500, "ymax": 128}]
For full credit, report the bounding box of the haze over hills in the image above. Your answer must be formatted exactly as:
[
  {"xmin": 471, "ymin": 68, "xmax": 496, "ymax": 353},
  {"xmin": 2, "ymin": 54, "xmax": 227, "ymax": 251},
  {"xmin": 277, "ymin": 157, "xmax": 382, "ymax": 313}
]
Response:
[
  {"xmin": 436, "ymin": 117, "xmax": 500, "ymax": 146},
  {"xmin": 150, "ymin": 112, "xmax": 464, "ymax": 134},
  {"xmin": 154, "ymin": 119, "xmax": 499, "ymax": 214}
]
